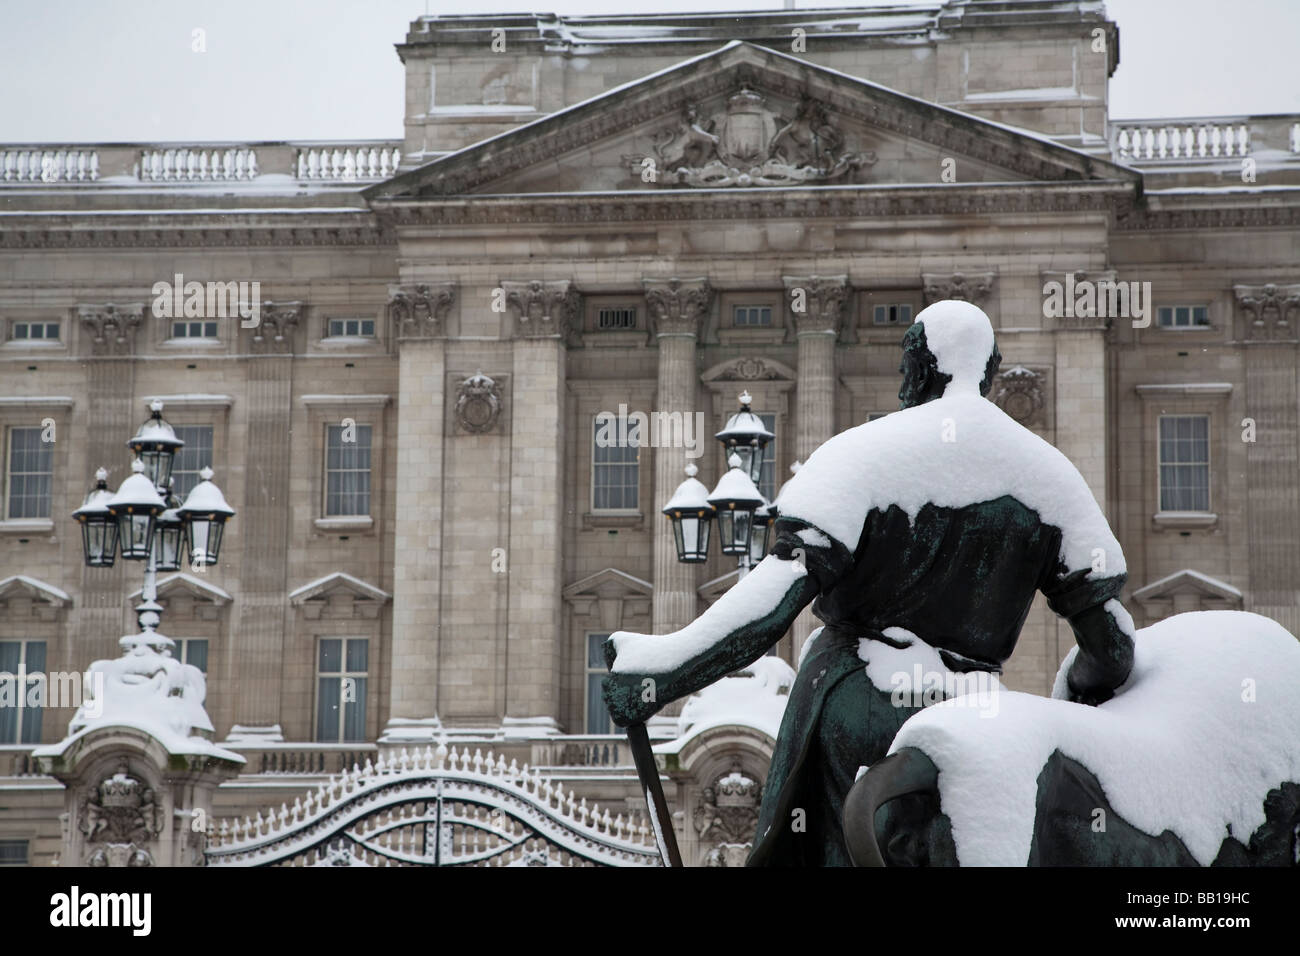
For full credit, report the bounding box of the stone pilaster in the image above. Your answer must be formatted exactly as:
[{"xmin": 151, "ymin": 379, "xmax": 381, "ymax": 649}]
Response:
[
  {"xmin": 1235, "ymin": 284, "xmax": 1300, "ymax": 635},
  {"xmin": 504, "ymin": 280, "xmax": 577, "ymax": 718},
  {"xmin": 785, "ymin": 276, "xmax": 847, "ymax": 661},
  {"xmin": 230, "ymin": 347, "xmax": 293, "ymax": 725},
  {"xmin": 385, "ymin": 283, "xmax": 455, "ymax": 726},
  {"xmin": 644, "ymin": 277, "xmax": 713, "ymax": 635},
  {"xmin": 77, "ymin": 304, "xmax": 143, "ymax": 663}
]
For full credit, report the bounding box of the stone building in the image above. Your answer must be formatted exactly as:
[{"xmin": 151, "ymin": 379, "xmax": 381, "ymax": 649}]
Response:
[{"xmin": 1, "ymin": 2, "xmax": 1298, "ymax": 865}]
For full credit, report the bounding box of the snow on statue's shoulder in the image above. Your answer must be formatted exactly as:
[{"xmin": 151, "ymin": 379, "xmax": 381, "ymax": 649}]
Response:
[
  {"xmin": 889, "ymin": 610, "xmax": 1300, "ymax": 866},
  {"xmin": 775, "ymin": 393, "xmax": 1124, "ymax": 578}
]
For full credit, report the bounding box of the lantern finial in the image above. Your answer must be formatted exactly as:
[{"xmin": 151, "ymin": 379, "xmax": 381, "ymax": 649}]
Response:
[
  {"xmin": 728, "ymin": 453, "xmax": 741, "ymax": 470},
  {"xmin": 199, "ymin": 466, "xmax": 214, "ymax": 481},
  {"xmin": 738, "ymin": 390, "xmax": 752, "ymax": 407},
  {"xmin": 684, "ymin": 463, "xmax": 698, "ymax": 478},
  {"xmin": 95, "ymin": 467, "xmax": 108, "ymax": 482},
  {"xmin": 149, "ymin": 398, "xmax": 164, "ymax": 415},
  {"xmin": 130, "ymin": 458, "xmax": 145, "ymax": 474}
]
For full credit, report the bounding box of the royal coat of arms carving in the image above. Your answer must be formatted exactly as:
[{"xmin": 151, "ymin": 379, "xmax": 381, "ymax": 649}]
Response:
[{"xmin": 645, "ymin": 89, "xmax": 875, "ymax": 188}]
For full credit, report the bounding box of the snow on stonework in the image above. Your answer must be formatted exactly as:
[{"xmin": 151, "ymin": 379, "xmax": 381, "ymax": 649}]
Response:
[
  {"xmin": 889, "ymin": 610, "xmax": 1300, "ymax": 866},
  {"xmin": 656, "ymin": 655, "xmax": 795, "ymax": 755},
  {"xmin": 775, "ymin": 301, "xmax": 1125, "ymax": 580},
  {"xmin": 33, "ymin": 628, "xmax": 242, "ymax": 762}
]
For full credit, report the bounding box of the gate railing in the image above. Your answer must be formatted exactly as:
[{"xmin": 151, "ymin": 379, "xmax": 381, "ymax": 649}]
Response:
[{"xmin": 205, "ymin": 744, "xmax": 660, "ymax": 867}]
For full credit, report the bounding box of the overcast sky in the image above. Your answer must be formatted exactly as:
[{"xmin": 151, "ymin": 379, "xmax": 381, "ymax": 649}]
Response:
[{"xmin": 1, "ymin": 0, "xmax": 1295, "ymax": 143}]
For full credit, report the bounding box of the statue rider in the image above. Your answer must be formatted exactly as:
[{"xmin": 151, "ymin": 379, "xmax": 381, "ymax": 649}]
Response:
[{"xmin": 602, "ymin": 300, "xmax": 1136, "ymax": 866}]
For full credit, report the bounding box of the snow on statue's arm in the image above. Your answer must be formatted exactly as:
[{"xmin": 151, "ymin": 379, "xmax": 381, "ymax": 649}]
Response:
[
  {"xmin": 601, "ymin": 516, "xmax": 852, "ymax": 727},
  {"xmin": 1038, "ymin": 498, "xmax": 1136, "ymax": 706}
]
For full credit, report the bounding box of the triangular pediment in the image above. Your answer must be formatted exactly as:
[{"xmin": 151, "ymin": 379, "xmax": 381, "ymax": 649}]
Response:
[
  {"xmin": 130, "ymin": 572, "xmax": 231, "ymax": 606},
  {"xmin": 1132, "ymin": 569, "xmax": 1243, "ymax": 607},
  {"xmin": 0, "ymin": 575, "xmax": 70, "ymax": 607},
  {"xmin": 367, "ymin": 41, "xmax": 1138, "ymax": 201},
  {"xmin": 289, "ymin": 572, "xmax": 391, "ymax": 606},
  {"xmin": 563, "ymin": 568, "xmax": 653, "ymax": 601}
]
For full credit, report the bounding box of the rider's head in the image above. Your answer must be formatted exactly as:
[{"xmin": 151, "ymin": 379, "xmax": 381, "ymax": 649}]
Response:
[{"xmin": 898, "ymin": 300, "xmax": 1001, "ymax": 409}]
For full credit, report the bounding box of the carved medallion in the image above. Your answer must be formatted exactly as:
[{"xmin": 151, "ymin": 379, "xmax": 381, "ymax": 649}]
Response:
[
  {"xmin": 694, "ymin": 763, "xmax": 762, "ymax": 867},
  {"xmin": 991, "ymin": 365, "xmax": 1046, "ymax": 427},
  {"xmin": 454, "ymin": 371, "xmax": 503, "ymax": 434}
]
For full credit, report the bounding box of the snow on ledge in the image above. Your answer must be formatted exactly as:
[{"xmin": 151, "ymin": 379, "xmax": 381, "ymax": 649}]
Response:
[{"xmin": 0, "ymin": 574, "xmax": 70, "ymax": 605}]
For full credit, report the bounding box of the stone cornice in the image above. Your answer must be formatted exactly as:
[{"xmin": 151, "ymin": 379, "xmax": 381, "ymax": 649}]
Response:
[
  {"xmin": 643, "ymin": 277, "xmax": 713, "ymax": 338},
  {"xmin": 0, "ymin": 215, "xmax": 391, "ymax": 250},
  {"xmin": 1114, "ymin": 200, "xmax": 1300, "ymax": 232},
  {"xmin": 783, "ymin": 275, "xmax": 849, "ymax": 336},
  {"xmin": 377, "ymin": 182, "xmax": 1133, "ymax": 228}
]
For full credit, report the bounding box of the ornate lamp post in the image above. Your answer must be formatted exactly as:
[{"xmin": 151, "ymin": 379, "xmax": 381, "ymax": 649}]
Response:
[
  {"xmin": 661, "ymin": 392, "xmax": 781, "ymax": 579},
  {"xmin": 72, "ymin": 400, "xmax": 236, "ymax": 632}
]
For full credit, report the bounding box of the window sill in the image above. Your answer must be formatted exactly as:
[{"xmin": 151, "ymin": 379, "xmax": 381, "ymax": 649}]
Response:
[
  {"xmin": 582, "ymin": 512, "xmax": 644, "ymax": 531},
  {"xmin": 0, "ymin": 518, "xmax": 55, "ymax": 534},
  {"xmin": 315, "ymin": 516, "xmax": 374, "ymax": 533},
  {"xmin": 1, "ymin": 340, "xmax": 64, "ymax": 350},
  {"xmin": 319, "ymin": 336, "xmax": 380, "ymax": 349},
  {"xmin": 1152, "ymin": 511, "xmax": 1217, "ymax": 530}
]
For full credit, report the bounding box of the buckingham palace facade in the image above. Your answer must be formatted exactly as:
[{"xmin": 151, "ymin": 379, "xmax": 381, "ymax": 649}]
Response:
[{"xmin": 1, "ymin": 2, "xmax": 1298, "ymax": 866}]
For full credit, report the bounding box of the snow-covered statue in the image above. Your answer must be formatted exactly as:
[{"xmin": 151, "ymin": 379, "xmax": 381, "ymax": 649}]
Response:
[
  {"xmin": 603, "ymin": 299, "xmax": 1136, "ymax": 866},
  {"xmin": 843, "ymin": 611, "xmax": 1300, "ymax": 866},
  {"xmin": 68, "ymin": 627, "xmax": 215, "ymax": 747}
]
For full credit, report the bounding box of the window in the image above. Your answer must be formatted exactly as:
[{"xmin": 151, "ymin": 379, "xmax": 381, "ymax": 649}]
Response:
[
  {"xmin": 316, "ymin": 638, "xmax": 368, "ymax": 742},
  {"xmin": 873, "ymin": 304, "xmax": 912, "ymax": 326},
  {"xmin": 1158, "ymin": 415, "xmax": 1210, "ymax": 511},
  {"xmin": 591, "ymin": 416, "xmax": 638, "ymax": 511},
  {"xmin": 0, "ymin": 839, "xmax": 28, "ymax": 866},
  {"xmin": 596, "ymin": 307, "xmax": 637, "ymax": 330},
  {"xmin": 176, "ymin": 638, "xmax": 208, "ymax": 673},
  {"xmin": 585, "ymin": 633, "xmax": 613, "ymax": 734},
  {"xmin": 327, "ymin": 318, "xmax": 375, "ymax": 338},
  {"xmin": 5, "ymin": 426, "xmax": 53, "ymax": 519},
  {"xmin": 171, "ymin": 321, "xmax": 219, "ymax": 339},
  {"xmin": 11, "ymin": 321, "xmax": 59, "ymax": 342},
  {"xmin": 325, "ymin": 424, "xmax": 372, "ymax": 517},
  {"xmin": 733, "ymin": 305, "xmax": 773, "ymax": 327},
  {"xmin": 1157, "ymin": 306, "xmax": 1209, "ymax": 329},
  {"xmin": 170, "ymin": 425, "xmax": 213, "ymax": 500},
  {"xmin": 0, "ymin": 640, "xmax": 45, "ymax": 745}
]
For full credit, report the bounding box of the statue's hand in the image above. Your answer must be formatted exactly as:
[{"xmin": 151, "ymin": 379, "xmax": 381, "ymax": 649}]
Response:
[{"xmin": 601, "ymin": 632, "xmax": 662, "ymax": 727}]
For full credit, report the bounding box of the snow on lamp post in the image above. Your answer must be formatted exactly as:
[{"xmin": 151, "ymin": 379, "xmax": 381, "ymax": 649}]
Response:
[
  {"xmin": 71, "ymin": 468, "xmax": 119, "ymax": 568},
  {"xmin": 72, "ymin": 400, "xmax": 236, "ymax": 631},
  {"xmin": 708, "ymin": 453, "xmax": 765, "ymax": 560},
  {"xmin": 714, "ymin": 390, "xmax": 773, "ymax": 488},
  {"xmin": 177, "ymin": 467, "xmax": 235, "ymax": 567},
  {"xmin": 662, "ymin": 463, "xmax": 715, "ymax": 563}
]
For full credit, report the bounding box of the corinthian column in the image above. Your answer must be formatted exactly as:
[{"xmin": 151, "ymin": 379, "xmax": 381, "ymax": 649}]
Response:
[
  {"xmin": 644, "ymin": 277, "xmax": 713, "ymax": 635},
  {"xmin": 784, "ymin": 275, "xmax": 848, "ymax": 661}
]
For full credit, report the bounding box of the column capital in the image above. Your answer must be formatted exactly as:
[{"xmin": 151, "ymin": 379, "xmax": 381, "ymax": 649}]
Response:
[
  {"xmin": 78, "ymin": 303, "xmax": 145, "ymax": 356},
  {"xmin": 245, "ymin": 299, "xmax": 301, "ymax": 354},
  {"xmin": 783, "ymin": 274, "xmax": 849, "ymax": 336},
  {"xmin": 501, "ymin": 279, "xmax": 582, "ymax": 344},
  {"xmin": 643, "ymin": 276, "xmax": 713, "ymax": 337},
  {"xmin": 1234, "ymin": 282, "xmax": 1300, "ymax": 341},
  {"xmin": 388, "ymin": 282, "xmax": 456, "ymax": 342},
  {"xmin": 922, "ymin": 271, "xmax": 996, "ymax": 307}
]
